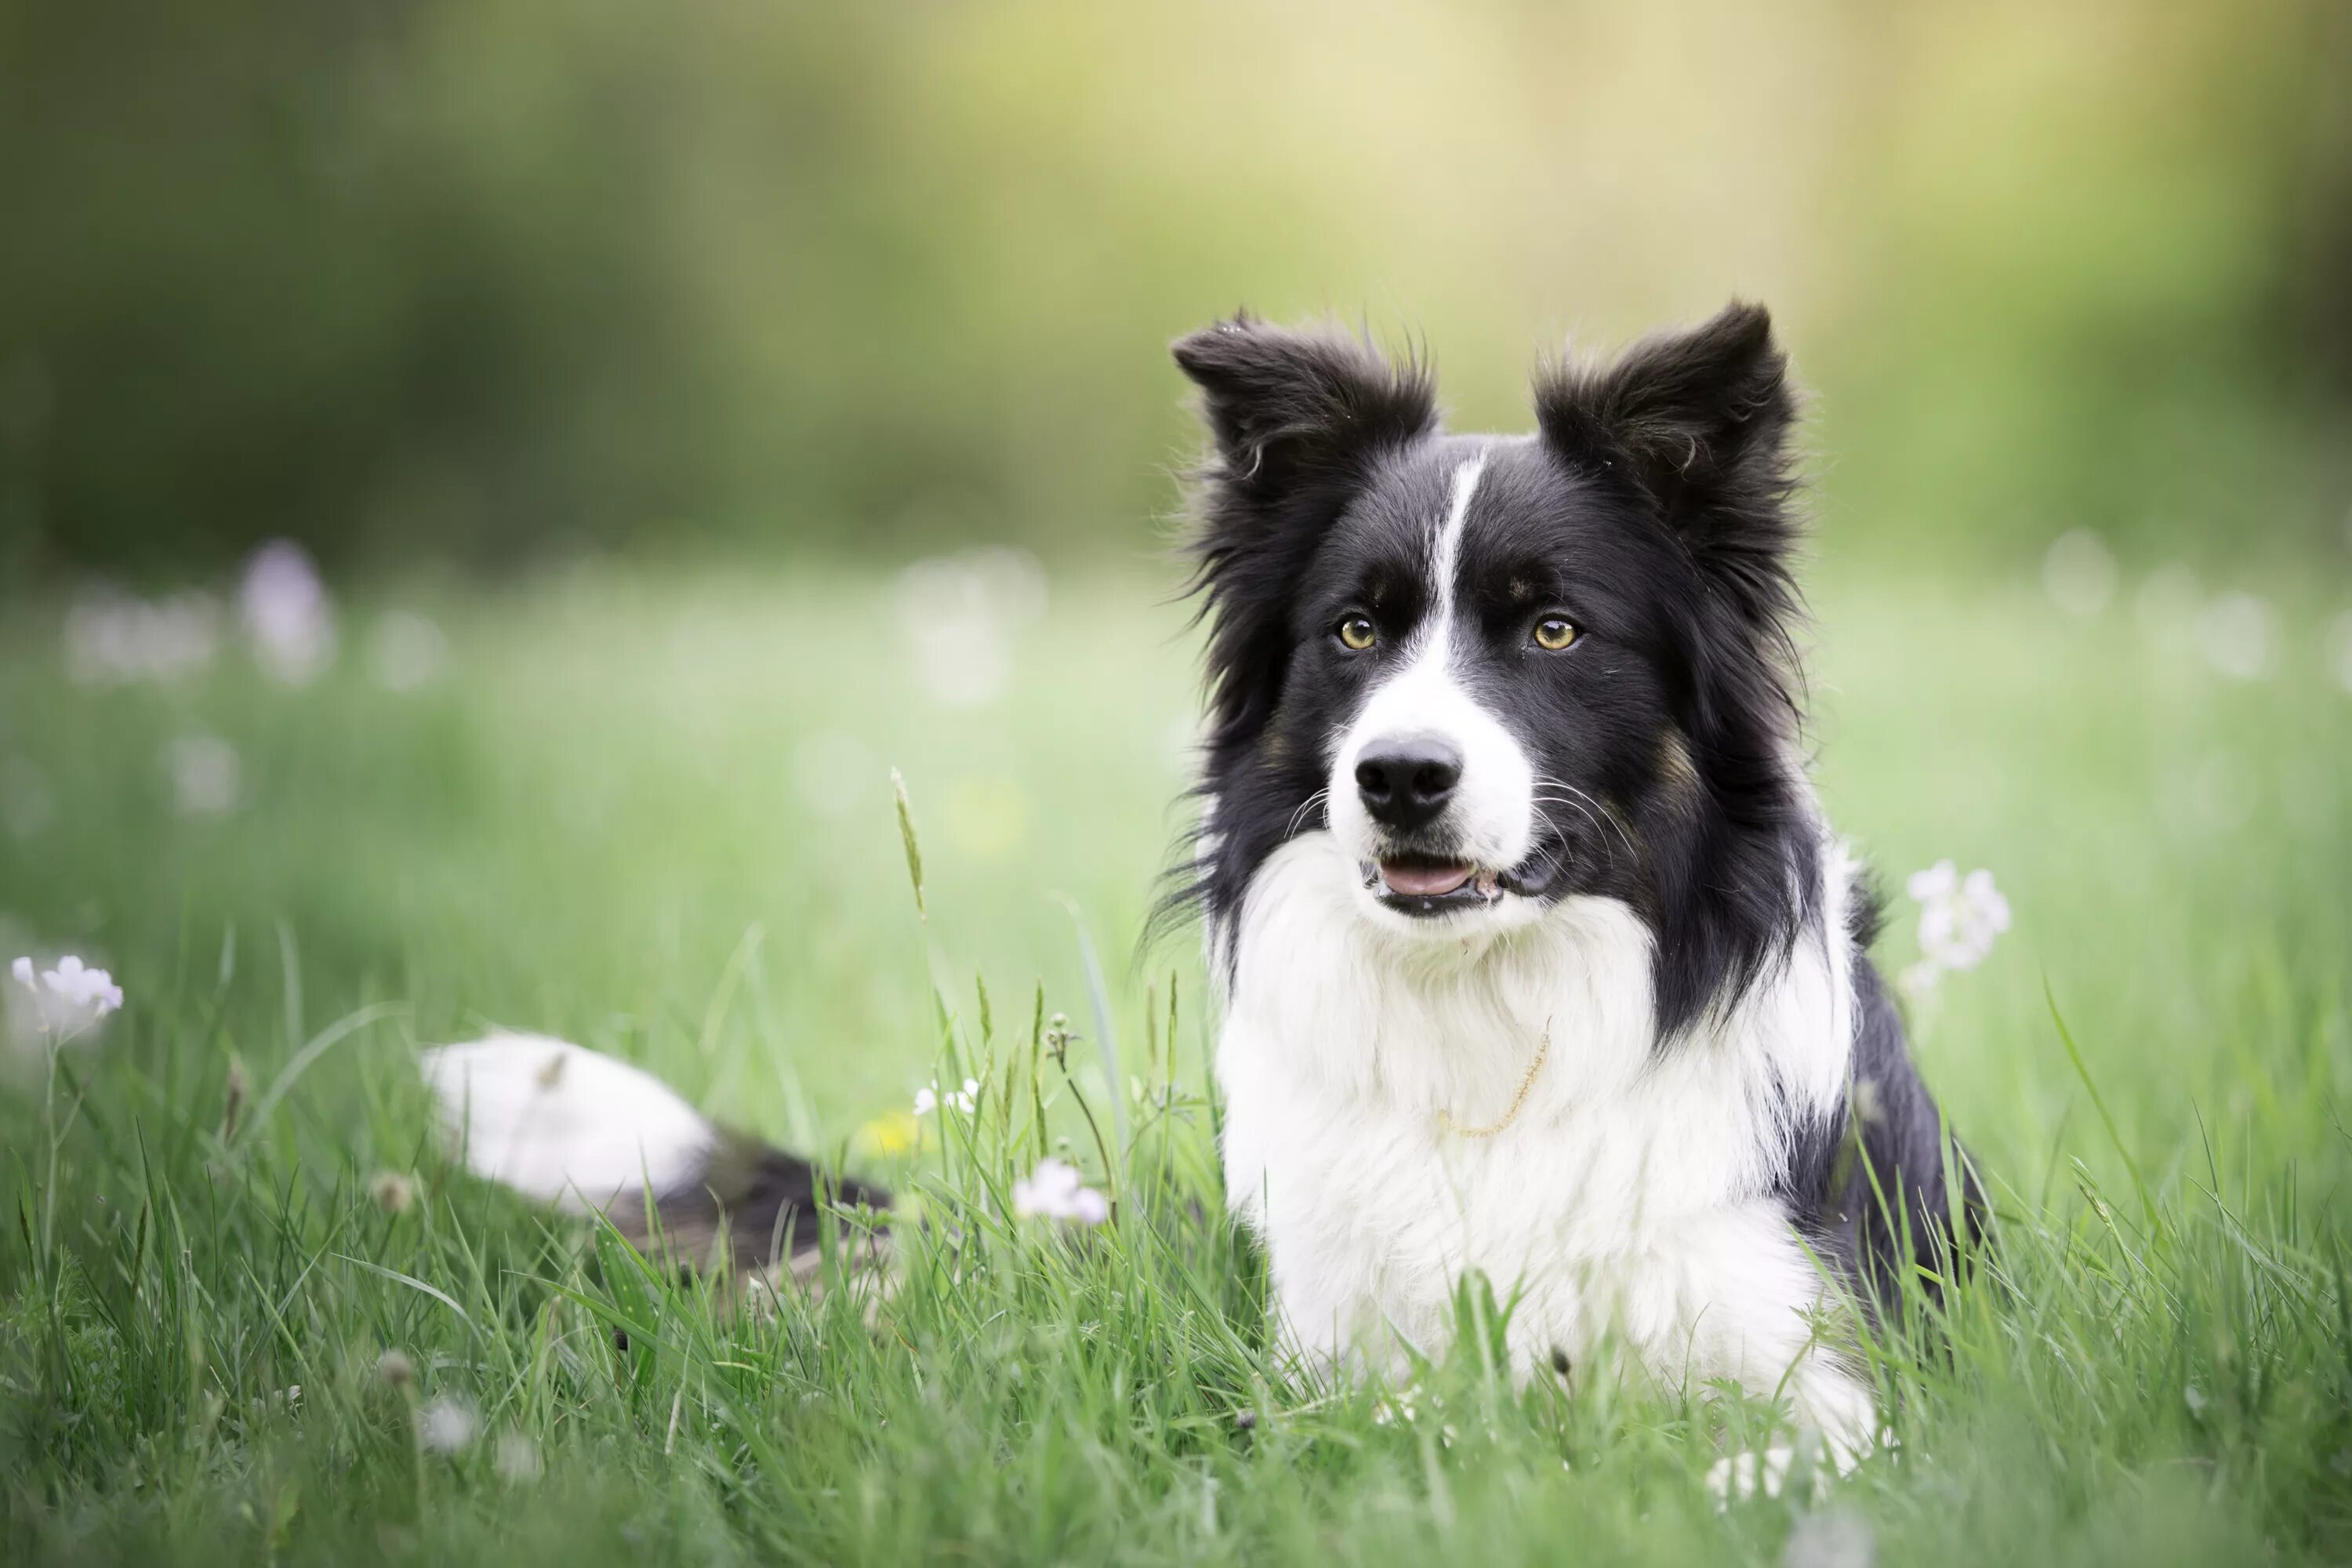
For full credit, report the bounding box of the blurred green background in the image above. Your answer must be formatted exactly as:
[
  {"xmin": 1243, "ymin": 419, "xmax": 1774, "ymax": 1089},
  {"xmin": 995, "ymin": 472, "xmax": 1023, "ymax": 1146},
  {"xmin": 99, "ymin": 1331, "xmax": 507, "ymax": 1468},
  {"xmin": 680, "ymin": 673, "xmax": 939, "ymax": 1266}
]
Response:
[{"xmin": 4, "ymin": 0, "xmax": 2348, "ymax": 578}]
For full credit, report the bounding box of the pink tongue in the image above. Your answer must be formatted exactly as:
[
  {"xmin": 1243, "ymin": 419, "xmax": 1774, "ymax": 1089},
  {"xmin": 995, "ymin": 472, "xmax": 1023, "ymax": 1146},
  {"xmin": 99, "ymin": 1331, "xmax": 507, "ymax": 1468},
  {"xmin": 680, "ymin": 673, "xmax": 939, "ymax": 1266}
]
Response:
[{"xmin": 1380, "ymin": 859, "xmax": 1475, "ymax": 897}]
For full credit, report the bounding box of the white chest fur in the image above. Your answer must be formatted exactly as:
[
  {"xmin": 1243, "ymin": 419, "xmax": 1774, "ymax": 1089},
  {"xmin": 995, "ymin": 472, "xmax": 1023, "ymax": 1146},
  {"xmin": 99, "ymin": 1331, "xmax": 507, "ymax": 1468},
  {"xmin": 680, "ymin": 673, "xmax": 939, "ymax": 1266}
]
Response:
[{"xmin": 1214, "ymin": 833, "xmax": 1873, "ymax": 1448}]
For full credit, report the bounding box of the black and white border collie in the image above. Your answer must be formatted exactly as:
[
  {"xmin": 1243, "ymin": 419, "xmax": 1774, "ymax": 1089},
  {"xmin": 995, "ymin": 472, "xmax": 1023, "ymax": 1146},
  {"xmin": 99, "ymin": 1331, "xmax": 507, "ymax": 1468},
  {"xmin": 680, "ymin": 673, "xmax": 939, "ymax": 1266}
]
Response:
[
  {"xmin": 419, "ymin": 300, "xmax": 1972, "ymax": 1488},
  {"xmin": 1169, "ymin": 302, "xmax": 1974, "ymax": 1475}
]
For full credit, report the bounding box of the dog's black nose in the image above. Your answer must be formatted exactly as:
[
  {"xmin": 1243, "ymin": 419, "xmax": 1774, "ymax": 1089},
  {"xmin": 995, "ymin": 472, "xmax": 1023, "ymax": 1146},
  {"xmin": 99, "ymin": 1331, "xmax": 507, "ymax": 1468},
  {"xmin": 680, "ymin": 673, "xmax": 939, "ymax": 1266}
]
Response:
[{"xmin": 1355, "ymin": 735, "xmax": 1462, "ymax": 831}]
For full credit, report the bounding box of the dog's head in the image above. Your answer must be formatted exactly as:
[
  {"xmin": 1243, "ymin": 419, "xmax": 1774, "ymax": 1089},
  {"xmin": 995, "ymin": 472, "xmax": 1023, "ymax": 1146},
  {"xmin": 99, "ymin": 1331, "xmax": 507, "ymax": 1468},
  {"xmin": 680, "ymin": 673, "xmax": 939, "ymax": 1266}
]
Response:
[{"xmin": 1173, "ymin": 303, "xmax": 1819, "ymax": 1036}]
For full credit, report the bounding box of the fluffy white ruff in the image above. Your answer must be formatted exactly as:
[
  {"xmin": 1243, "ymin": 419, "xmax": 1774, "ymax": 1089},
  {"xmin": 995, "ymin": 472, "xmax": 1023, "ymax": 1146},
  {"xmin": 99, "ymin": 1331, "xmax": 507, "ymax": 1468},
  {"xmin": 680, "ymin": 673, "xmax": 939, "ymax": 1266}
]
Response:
[
  {"xmin": 419, "ymin": 1033, "xmax": 714, "ymax": 1212},
  {"xmin": 1214, "ymin": 831, "xmax": 1873, "ymax": 1459}
]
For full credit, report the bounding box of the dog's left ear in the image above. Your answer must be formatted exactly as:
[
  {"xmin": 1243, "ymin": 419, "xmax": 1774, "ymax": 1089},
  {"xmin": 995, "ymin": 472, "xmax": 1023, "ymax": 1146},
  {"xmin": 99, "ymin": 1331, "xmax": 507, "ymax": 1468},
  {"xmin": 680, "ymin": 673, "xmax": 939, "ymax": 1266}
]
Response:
[{"xmin": 1533, "ymin": 301, "xmax": 1798, "ymax": 575}]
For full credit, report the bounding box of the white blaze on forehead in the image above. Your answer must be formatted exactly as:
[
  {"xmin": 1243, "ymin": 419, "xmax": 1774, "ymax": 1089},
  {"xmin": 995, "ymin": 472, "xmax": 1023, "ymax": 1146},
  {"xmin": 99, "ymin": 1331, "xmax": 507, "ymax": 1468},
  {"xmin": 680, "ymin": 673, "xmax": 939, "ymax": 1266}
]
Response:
[
  {"xmin": 1324, "ymin": 447, "xmax": 1539, "ymax": 881},
  {"xmin": 1419, "ymin": 452, "xmax": 1490, "ymax": 663}
]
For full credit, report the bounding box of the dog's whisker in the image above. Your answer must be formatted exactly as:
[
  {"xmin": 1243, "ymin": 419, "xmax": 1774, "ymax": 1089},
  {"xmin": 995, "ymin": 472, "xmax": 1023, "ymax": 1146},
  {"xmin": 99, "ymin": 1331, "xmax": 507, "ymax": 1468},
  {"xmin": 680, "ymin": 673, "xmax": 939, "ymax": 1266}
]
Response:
[
  {"xmin": 1284, "ymin": 788, "xmax": 1332, "ymax": 842},
  {"xmin": 1530, "ymin": 791, "xmax": 1615, "ymax": 868},
  {"xmin": 1533, "ymin": 777, "xmax": 1638, "ymax": 862}
]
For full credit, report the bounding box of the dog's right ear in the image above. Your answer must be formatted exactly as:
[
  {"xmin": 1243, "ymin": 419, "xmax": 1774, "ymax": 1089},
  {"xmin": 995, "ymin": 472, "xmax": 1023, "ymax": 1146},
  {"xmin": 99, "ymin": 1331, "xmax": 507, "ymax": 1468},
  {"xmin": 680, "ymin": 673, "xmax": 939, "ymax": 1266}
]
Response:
[
  {"xmin": 1172, "ymin": 318, "xmax": 1437, "ymax": 755},
  {"xmin": 1172, "ymin": 316, "xmax": 1437, "ymax": 499}
]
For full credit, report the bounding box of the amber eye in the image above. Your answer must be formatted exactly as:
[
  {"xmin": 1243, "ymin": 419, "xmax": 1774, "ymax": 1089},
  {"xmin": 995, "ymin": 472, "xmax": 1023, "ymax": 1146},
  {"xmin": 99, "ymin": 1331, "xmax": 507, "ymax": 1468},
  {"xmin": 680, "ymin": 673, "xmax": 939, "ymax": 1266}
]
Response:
[
  {"xmin": 1337, "ymin": 615, "xmax": 1377, "ymax": 651},
  {"xmin": 1532, "ymin": 616, "xmax": 1578, "ymax": 651}
]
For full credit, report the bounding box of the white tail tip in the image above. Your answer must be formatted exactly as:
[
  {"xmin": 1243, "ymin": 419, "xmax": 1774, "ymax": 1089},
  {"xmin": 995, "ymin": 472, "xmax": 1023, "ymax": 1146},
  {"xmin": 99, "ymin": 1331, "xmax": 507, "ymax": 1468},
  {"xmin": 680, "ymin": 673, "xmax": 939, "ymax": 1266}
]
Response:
[{"xmin": 419, "ymin": 1033, "xmax": 714, "ymax": 1212}]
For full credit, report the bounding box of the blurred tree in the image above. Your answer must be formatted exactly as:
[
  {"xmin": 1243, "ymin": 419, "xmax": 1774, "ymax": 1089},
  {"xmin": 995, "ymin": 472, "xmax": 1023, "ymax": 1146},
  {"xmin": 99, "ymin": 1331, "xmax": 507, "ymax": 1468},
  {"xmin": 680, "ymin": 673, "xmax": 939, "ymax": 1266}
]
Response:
[
  {"xmin": 1, "ymin": 0, "xmax": 2344, "ymax": 577},
  {"xmin": 1816, "ymin": 0, "xmax": 2352, "ymax": 562}
]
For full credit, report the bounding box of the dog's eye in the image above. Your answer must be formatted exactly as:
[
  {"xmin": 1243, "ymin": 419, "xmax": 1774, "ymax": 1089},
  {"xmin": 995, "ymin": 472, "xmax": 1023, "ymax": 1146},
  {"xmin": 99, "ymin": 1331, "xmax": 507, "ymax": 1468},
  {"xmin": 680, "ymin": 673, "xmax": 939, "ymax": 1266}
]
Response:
[
  {"xmin": 1337, "ymin": 615, "xmax": 1377, "ymax": 651},
  {"xmin": 1532, "ymin": 616, "xmax": 1578, "ymax": 652}
]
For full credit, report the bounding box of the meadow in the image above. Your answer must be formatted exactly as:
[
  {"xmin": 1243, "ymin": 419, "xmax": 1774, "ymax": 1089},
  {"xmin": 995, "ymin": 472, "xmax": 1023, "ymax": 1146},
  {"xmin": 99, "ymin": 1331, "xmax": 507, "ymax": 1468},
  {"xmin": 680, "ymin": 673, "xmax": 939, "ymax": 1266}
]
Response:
[{"xmin": 2, "ymin": 551, "xmax": 2349, "ymax": 1564}]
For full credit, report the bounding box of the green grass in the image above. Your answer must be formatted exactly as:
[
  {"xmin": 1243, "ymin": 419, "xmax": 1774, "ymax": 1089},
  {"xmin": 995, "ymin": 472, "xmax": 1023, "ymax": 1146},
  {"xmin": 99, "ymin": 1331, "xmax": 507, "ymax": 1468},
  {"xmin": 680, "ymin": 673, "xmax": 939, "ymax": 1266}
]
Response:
[{"xmin": 2, "ymin": 558, "xmax": 2349, "ymax": 1564}]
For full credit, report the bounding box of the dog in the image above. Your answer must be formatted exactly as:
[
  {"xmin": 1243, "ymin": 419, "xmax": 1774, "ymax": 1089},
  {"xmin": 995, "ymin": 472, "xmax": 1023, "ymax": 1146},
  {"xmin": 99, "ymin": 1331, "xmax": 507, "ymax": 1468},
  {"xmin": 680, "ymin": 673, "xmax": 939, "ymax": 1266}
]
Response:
[
  {"xmin": 1167, "ymin": 301, "xmax": 1976, "ymax": 1482},
  {"xmin": 418, "ymin": 300, "xmax": 1973, "ymax": 1490}
]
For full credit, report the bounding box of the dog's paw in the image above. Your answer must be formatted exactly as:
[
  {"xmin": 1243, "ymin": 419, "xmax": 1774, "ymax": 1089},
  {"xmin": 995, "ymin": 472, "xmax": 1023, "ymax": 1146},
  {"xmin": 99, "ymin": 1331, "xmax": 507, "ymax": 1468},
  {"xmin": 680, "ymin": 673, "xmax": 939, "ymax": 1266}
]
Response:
[
  {"xmin": 1705, "ymin": 1440, "xmax": 1835, "ymax": 1506},
  {"xmin": 1707, "ymin": 1444, "xmax": 1791, "ymax": 1504}
]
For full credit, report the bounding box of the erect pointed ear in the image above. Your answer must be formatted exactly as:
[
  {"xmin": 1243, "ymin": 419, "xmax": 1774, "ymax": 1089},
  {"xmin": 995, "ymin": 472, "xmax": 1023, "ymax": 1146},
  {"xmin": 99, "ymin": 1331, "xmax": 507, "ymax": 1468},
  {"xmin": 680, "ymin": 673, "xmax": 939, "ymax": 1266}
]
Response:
[
  {"xmin": 1534, "ymin": 301, "xmax": 1798, "ymax": 551},
  {"xmin": 1172, "ymin": 316, "xmax": 1438, "ymax": 753},
  {"xmin": 1173, "ymin": 314, "xmax": 1437, "ymax": 498}
]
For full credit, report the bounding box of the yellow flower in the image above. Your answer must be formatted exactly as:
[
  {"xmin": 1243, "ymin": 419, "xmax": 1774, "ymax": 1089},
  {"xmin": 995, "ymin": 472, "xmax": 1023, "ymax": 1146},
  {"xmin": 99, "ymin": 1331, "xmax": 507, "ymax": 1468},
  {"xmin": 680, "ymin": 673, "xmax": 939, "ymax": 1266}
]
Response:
[{"xmin": 854, "ymin": 1109, "xmax": 920, "ymax": 1158}]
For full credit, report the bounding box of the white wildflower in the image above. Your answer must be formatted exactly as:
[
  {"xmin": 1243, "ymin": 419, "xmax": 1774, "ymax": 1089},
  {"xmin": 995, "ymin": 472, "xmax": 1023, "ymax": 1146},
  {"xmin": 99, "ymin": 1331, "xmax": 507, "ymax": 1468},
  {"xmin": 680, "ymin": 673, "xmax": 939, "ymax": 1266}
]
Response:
[
  {"xmin": 415, "ymin": 1396, "xmax": 478, "ymax": 1454},
  {"xmin": 1011, "ymin": 1156, "xmax": 1110, "ymax": 1225},
  {"xmin": 1896, "ymin": 960, "xmax": 1943, "ymax": 1002},
  {"xmin": 368, "ymin": 611, "xmax": 448, "ymax": 693},
  {"xmin": 369, "ymin": 1170, "xmax": 418, "ymax": 1215},
  {"xmin": 1901, "ymin": 862, "xmax": 2010, "ymax": 996},
  {"xmin": 5, "ymin": 951, "xmax": 122, "ymax": 1056},
  {"xmin": 163, "ymin": 735, "xmax": 241, "ymax": 818},
  {"xmin": 2198, "ymin": 591, "xmax": 2275, "ymax": 681},
  {"xmin": 63, "ymin": 588, "xmax": 221, "ymax": 685},
  {"xmin": 913, "ymin": 1076, "xmax": 979, "ymax": 1116},
  {"xmin": 1904, "ymin": 860, "xmax": 1956, "ymax": 902},
  {"xmin": 1907, "ymin": 861, "xmax": 2010, "ymax": 971},
  {"xmin": 494, "ymin": 1430, "xmax": 543, "ymax": 1482},
  {"xmin": 376, "ymin": 1348, "xmax": 416, "ymax": 1389},
  {"xmin": 2041, "ymin": 529, "xmax": 2116, "ymax": 618},
  {"xmin": 40, "ymin": 955, "xmax": 124, "ymax": 1017},
  {"xmin": 240, "ymin": 541, "xmax": 336, "ymax": 684}
]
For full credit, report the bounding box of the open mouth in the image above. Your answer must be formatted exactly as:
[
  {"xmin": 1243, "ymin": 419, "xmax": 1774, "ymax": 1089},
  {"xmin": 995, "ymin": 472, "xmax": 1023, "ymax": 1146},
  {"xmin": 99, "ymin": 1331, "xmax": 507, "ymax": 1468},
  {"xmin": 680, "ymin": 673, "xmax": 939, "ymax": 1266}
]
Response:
[{"xmin": 1363, "ymin": 855, "xmax": 1505, "ymax": 916}]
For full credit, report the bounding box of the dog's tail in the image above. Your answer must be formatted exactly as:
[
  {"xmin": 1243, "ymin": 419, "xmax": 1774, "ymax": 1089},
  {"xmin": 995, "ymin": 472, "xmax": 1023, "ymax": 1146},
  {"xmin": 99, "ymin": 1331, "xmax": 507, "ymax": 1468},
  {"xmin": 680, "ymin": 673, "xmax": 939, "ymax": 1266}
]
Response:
[{"xmin": 419, "ymin": 1033, "xmax": 891, "ymax": 1288}]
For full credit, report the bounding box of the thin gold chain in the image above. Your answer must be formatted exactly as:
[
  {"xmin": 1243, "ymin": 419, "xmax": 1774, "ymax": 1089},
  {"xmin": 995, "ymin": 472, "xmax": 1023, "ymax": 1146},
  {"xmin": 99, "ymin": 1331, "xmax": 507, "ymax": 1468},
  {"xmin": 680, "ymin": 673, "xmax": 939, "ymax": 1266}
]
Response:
[{"xmin": 1435, "ymin": 1022, "xmax": 1552, "ymax": 1139}]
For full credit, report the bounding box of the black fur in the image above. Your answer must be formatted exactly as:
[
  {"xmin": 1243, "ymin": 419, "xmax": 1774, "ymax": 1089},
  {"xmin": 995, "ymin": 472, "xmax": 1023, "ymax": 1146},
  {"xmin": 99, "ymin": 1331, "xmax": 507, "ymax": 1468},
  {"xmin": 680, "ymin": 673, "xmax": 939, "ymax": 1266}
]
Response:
[
  {"xmin": 633, "ymin": 1137, "xmax": 891, "ymax": 1278},
  {"xmin": 1778, "ymin": 949, "xmax": 1984, "ymax": 1319}
]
